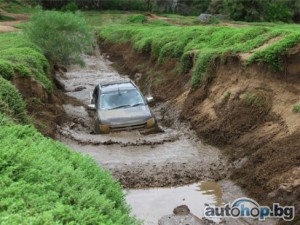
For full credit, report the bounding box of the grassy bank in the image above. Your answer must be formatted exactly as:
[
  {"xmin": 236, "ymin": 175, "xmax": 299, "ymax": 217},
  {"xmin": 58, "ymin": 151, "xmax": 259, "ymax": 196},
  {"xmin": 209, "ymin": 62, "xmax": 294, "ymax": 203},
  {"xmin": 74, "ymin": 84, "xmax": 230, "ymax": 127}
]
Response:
[
  {"xmin": 0, "ymin": 31, "xmax": 138, "ymax": 224},
  {"xmin": 0, "ymin": 32, "xmax": 52, "ymax": 92},
  {"xmin": 97, "ymin": 20, "xmax": 300, "ymax": 87},
  {"xmin": 0, "ymin": 115, "xmax": 137, "ymax": 225}
]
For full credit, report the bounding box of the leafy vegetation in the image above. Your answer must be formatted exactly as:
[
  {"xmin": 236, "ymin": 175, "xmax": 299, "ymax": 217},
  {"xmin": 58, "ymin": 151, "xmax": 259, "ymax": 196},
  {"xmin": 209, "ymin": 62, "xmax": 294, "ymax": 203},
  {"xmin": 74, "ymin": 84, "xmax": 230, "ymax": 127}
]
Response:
[
  {"xmin": 24, "ymin": 10, "xmax": 93, "ymax": 66},
  {"xmin": 61, "ymin": 1, "xmax": 79, "ymax": 12},
  {"xmin": 98, "ymin": 23, "xmax": 300, "ymax": 87},
  {"xmin": 0, "ymin": 32, "xmax": 52, "ymax": 92},
  {"xmin": 0, "ymin": 116, "xmax": 138, "ymax": 225},
  {"xmin": 293, "ymin": 104, "xmax": 300, "ymax": 113}
]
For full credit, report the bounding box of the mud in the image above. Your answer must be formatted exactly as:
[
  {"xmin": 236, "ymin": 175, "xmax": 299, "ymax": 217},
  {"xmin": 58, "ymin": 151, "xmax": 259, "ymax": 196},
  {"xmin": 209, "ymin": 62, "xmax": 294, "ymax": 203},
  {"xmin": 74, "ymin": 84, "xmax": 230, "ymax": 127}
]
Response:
[{"xmin": 55, "ymin": 47, "xmax": 228, "ymax": 190}]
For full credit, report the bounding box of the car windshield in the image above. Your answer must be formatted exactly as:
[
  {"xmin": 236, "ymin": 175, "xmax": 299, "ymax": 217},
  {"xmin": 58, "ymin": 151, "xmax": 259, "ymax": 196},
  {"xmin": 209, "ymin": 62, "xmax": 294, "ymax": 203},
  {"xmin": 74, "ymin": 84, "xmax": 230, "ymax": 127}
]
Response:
[{"xmin": 100, "ymin": 89, "xmax": 145, "ymax": 110}]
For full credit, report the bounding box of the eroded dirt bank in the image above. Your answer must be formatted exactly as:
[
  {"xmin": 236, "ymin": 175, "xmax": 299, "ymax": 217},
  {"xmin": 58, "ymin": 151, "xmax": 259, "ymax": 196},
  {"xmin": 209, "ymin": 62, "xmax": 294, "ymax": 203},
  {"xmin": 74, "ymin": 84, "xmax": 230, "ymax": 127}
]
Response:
[{"xmin": 100, "ymin": 42, "xmax": 300, "ymax": 224}]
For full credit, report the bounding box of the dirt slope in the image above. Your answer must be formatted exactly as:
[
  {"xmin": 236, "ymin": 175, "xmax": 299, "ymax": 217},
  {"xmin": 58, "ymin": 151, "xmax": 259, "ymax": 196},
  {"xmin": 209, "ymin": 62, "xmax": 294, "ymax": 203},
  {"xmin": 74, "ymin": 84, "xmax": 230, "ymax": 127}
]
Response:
[{"xmin": 100, "ymin": 42, "xmax": 300, "ymax": 224}]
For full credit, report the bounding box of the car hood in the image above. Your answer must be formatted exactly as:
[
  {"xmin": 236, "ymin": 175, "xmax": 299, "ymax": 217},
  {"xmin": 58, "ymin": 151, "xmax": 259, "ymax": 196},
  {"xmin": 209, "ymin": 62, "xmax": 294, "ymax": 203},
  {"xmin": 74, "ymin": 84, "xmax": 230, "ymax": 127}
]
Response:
[{"xmin": 98, "ymin": 105, "xmax": 152, "ymax": 126}]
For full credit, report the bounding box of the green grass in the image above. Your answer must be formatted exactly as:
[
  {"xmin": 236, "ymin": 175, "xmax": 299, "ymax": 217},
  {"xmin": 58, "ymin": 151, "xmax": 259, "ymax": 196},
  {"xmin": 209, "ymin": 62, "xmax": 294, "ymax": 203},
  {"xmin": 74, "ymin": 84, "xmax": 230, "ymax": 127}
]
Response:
[
  {"xmin": 84, "ymin": 11, "xmax": 201, "ymax": 28},
  {"xmin": 158, "ymin": 13, "xmax": 201, "ymax": 25},
  {"xmin": 0, "ymin": 115, "xmax": 138, "ymax": 225},
  {"xmin": 127, "ymin": 14, "xmax": 148, "ymax": 23},
  {"xmin": 97, "ymin": 21, "xmax": 300, "ymax": 87},
  {"xmin": 84, "ymin": 11, "xmax": 139, "ymax": 27},
  {"xmin": 0, "ymin": 32, "xmax": 52, "ymax": 92}
]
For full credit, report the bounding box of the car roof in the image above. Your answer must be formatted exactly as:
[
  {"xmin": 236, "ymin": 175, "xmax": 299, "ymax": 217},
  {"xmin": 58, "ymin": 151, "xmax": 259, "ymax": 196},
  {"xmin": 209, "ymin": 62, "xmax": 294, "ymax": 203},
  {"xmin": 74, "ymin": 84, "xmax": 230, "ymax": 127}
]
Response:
[{"xmin": 100, "ymin": 81, "xmax": 137, "ymax": 94}]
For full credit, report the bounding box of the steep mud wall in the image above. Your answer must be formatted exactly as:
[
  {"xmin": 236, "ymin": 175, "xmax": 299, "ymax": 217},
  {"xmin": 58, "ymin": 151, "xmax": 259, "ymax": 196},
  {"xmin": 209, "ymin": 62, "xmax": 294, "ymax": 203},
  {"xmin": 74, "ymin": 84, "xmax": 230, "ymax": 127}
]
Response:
[{"xmin": 100, "ymin": 41, "xmax": 300, "ymax": 224}]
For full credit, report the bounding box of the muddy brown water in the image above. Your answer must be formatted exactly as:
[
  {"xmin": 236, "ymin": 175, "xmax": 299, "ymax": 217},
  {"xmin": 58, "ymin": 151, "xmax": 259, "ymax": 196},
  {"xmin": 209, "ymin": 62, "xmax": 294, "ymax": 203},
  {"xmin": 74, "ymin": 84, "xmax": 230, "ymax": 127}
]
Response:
[{"xmin": 55, "ymin": 48, "xmax": 278, "ymax": 225}]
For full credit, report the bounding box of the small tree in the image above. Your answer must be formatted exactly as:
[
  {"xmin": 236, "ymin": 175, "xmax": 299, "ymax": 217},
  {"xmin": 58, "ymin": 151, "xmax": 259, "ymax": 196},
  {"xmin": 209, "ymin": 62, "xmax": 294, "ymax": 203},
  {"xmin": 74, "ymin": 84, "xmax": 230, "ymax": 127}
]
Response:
[{"xmin": 24, "ymin": 9, "xmax": 93, "ymax": 66}]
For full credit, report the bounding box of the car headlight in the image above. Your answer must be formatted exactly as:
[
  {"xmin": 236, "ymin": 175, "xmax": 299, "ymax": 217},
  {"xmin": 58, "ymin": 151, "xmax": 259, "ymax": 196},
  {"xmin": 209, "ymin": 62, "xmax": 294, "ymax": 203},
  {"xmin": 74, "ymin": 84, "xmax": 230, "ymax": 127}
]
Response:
[
  {"xmin": 146, "ymin": 117, "xmax": 156, "ymax": 128},
  {"xmin": 99, "ymin": 124, "xmax": 110, "ymax": 134}
]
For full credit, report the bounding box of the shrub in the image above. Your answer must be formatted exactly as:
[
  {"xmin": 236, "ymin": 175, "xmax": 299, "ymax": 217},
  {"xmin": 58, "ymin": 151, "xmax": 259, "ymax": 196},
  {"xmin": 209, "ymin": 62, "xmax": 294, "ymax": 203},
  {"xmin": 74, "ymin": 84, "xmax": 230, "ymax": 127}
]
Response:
[
  {"xmin": 0, "ymin": 76, "xmax": 28, "ymax": 123},
  {"xmin": 128, "ymin": 14, "xmax": 148, "ymax": 23},
  {"xmin": 24, "ymin": 10, "xmax": 93, "ymax": 66},
  {"xmin": 293, "ymin": 104, "xmax": 300, "ymax": 113},
  {"xmin": 265, "ymin": 2, "xmax": 293, "ymax": 22},
  {"xmin": 61, "ymin": 1, "xmax": 79, "ymax": 13}
]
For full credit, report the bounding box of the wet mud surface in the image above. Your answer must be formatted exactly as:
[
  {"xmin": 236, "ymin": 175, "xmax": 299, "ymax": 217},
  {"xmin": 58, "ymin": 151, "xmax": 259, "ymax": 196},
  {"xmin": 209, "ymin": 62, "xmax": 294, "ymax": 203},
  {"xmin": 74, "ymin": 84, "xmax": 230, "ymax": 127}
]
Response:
[{"xmin": 55, "ymin": 48, "xmax": 228, "ymax": 188}]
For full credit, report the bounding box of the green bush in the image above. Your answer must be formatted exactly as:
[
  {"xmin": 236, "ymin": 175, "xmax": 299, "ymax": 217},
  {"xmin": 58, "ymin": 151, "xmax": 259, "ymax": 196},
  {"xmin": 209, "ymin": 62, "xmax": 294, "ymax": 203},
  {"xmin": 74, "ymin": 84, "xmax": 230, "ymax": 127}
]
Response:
[
  {"xmin": 0, "ymin": 121, "xmax": 138, "ymax": 225},
  {"xmin": 0, "ymin": 77, "xmax": 28, "ymax": 123},
  {"xmin": 61, "ymin": 1, "xmax": 79, "ymax": 13},
  {"xmin": 127, "ymin": 14, "xmax": 148, "ymax": 23},
  {"xmin": 24, "ymin": 10, "xmax": 93, "ymax": 66},
  {"xmin": 265, "ymin": 2, "xmax": 293, "ymax": 22}
]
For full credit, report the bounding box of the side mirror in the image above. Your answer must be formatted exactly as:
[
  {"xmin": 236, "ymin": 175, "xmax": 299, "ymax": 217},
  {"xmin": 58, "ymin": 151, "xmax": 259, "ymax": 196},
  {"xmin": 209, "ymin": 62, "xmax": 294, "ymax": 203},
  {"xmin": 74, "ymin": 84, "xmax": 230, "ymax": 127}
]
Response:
[
  {"xmin": 146, "ymin": 96, "xmax": 154, "ymax": 104},
  {"xmin": 88, "ymin": 104, "xmax": 96, "ymax": 111}
]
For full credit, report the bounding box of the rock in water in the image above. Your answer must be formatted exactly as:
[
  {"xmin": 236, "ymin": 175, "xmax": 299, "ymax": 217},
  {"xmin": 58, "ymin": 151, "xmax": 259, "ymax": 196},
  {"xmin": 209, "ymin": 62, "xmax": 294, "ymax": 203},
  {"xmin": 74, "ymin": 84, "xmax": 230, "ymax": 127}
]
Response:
[{"xmin": 173, "ymin": 205, "xmax": 190, "ymax": 215}]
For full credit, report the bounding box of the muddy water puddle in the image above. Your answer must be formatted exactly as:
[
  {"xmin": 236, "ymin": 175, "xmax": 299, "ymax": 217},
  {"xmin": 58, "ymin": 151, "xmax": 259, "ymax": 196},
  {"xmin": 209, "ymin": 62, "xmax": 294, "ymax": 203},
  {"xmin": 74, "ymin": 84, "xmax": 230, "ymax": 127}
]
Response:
[{"xmin": 126, "ymin": 181, "xmax": 223, "ymax": 225}]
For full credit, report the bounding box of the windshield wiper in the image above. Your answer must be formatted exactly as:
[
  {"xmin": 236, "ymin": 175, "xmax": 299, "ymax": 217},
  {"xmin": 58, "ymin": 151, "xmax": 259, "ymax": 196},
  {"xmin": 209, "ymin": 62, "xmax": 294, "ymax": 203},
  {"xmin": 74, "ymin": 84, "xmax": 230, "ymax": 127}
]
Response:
[
  {"xmin": 110, "ymin": 104, "xmax": 131, "ymax": 110},
  {"xmin": 131, "ymin": 103, "xmax": 144, "ymax": 107}
]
